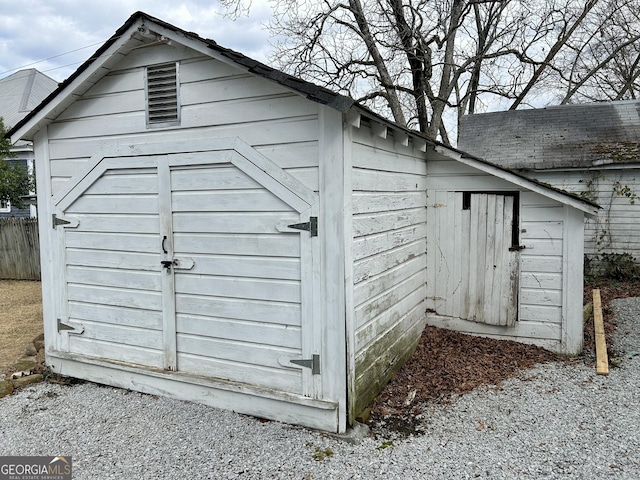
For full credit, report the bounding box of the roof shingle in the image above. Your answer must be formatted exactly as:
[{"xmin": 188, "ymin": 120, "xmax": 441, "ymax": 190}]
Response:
[
  {"xmin": 0, "ymin": 69, "xmax": 57, "ymax": 128},
  {"xmin": 458, "ymin": 101, "xmax": 640, "ymax": 169}
]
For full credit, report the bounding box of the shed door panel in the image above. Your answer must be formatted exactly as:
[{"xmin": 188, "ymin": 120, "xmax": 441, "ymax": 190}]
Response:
[
  {"xmin": 433, "ymin": 192, "xmax": 518, "ymax": 326},
  {"xmin": 62, "ymin": 167, "xmax": 165, "ymax": 368},
  {"xmin": 56, "ymin": 150, "xmax": 317, "ymax": 398},
  {"xmin": 465, "ymin": 193, "xmax": 518, "ymax": 326},
  {"xmin": 170, "ymin": 163, "xmax": 307, "ymax": 394}
]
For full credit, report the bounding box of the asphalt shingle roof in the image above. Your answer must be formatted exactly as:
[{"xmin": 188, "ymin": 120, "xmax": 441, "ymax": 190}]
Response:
[
  {"xmin": 0, "ymin": 69, "xmax": 58, "ymax": 129},
  {"xmin": 458, "ymin": 101, "xmax": 640, "ymax": 170}
]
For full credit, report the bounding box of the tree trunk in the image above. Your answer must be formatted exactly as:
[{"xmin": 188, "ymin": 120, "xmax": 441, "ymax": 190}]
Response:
[{"xmin": 349, "ymin": 0, "xmax": 407, "ymax": 126}]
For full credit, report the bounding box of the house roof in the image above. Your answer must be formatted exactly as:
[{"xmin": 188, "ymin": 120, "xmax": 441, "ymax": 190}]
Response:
[
  {"xmin": 0, "ymin": 69, "xmax": 58, "ymax": 129},
  {"xmin": 6, "ymin": 11, "xmax": 598, "ymax": 216},
  {"xmin": 458, "ymin": 100, "xmax": 640, "ymax": 170}
]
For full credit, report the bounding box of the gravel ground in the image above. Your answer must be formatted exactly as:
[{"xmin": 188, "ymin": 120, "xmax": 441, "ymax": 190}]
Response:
[{"xmin": 2, "ymin": 298, "xmax": 639, "ymax": 479}]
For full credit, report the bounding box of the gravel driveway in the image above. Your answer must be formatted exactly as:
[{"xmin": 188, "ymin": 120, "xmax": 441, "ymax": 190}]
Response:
[{"xmin": 1, "ymin": 298, "xmax": 639, "ymax": 479}]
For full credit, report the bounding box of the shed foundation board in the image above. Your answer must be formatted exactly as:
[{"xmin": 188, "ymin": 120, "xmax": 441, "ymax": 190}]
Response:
[{"xmin": 47, "ymin": 352, "xmax": 340, "ymax": 432}]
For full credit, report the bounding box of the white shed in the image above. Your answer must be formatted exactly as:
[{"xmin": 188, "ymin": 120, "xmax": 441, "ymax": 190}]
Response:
[{"xmin": 9, "ymin": 12, "xmax": 598, "ymax": 433}]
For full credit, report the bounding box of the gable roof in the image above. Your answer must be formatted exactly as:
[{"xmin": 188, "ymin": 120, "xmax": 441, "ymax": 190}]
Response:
[
  {"xmin": 7, "ymin": 11, "xmax": 598, "ymax": 217},
  {"xmin": 0, "ymin": 69, "xmax": 58, "ymax": 129},
  {"xmin": 458, "ymin": 101, "xmax": 640, "ymax": 170},
  {"xmin": 8, "ymin": 11, "xmax": 353, "ymax": 141}
]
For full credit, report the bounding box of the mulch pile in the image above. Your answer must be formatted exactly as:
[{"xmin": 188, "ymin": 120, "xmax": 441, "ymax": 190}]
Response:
[{"xmin": 368, "ymin": 282, "xmax": 640, "ymax": 432}]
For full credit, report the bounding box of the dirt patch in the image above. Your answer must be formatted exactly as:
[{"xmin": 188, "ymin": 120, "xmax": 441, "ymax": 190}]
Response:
[
  {"xmin": 583, "ymin": 282, "xmax": 640, "ymax": 356},
  {"xmin": 0, "ymin": 280, "xmax": 44, "ymax": 378}
]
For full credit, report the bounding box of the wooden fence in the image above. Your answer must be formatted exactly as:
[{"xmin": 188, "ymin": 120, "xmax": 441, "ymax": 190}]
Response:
[{"xmin": 0, "ymin": 218, "xmax": 41, "ymax": 280}]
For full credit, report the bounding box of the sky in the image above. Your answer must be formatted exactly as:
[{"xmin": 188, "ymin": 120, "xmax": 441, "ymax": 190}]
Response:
[{"xmin": 0, "ymin": 0, "xmax": 275, "ymax": 83}]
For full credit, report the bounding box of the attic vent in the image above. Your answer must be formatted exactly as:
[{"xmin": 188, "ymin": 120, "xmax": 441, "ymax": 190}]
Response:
[{"xmin": 145, "ymin": 62, "xmax": 180, "ymax": 127}]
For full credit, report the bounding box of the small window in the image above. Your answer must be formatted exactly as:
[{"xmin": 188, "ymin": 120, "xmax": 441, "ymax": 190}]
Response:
[
  {"xmin": 145, "ymin": 62, "xmax": 180, "ymax": 127},
  {"xmin": 0, "ymin": 199, "xmax": 10, "ymax": 213}
]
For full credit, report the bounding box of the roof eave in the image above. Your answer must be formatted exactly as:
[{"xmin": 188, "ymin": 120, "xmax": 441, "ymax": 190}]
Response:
[
  {"xmin": 433, "ymin": 145, "xmax": 600, "ymax": 218},
  {"xmin": 8, "ymin": 11, "xmax": 356, "ymax": 143}
]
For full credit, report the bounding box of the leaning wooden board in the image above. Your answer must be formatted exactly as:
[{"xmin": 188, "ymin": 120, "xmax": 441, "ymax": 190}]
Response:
[{"xmin": 593, "ymin": 288, "xmax": 609, "ymax": 375}]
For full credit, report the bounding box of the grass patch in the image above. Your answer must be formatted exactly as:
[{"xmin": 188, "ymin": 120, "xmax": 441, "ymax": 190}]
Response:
[{"xmin": 0, "ymin": 281, "xmax": 43, "ymax": 376}]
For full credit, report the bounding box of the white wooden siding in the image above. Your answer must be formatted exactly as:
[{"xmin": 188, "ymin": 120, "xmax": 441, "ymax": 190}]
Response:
[
  {"xmin": 63, "ymin": 167, "xmax": 165, "ymax": 367},
  {"xmin": 520, "ymin": 219, "xmax": 564, "ymax": 326},
  {"xmin": 350, "ymin": 123, "xmax": 428, "ymax": 414},
  {"xmin": 47, "ymin": 48, "xmax": 320, "ymax": 196},
  {"xmin": 533, "ymin": 169, "xmax": 640, "ymax": 260}
]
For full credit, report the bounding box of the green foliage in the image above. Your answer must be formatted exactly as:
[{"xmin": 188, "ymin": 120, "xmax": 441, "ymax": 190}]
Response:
[
  {"xmin": 312, "ymin": 447, "xmax": 334, "ymax": 461},
  {"xmin": 577, "ymin": 175, "xmax": 603, "ymax": 203},
  {"xmin": 613, "ymin": 181, "xmax": 639, "ymax": 205},
  {"xmin": 0, "ymin": 118, "xmax": 32, "ymax": 210},
  {"xmin": 0, "ymin": 118, "xmax": 11, "ymax": 158},
  {"xmin": 585, "ymin": 253, "xmax": 640, "ymax": 282}
]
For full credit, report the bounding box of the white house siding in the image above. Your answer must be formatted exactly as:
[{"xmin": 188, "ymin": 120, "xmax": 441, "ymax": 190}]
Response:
[
  {"xmin": 425, "ymin": 156, "xmax": 583, "ymax": 353},
  {"xmin": 47, "ymin": 45, "xmax": 320, "ymax": 196},
  {"xmin": 349, "ymin": 123, "xmax": 428, "ymax": 416},
  {"xmin": 531, "ymin": 169, "xmax": 640, "ymax": 260}
]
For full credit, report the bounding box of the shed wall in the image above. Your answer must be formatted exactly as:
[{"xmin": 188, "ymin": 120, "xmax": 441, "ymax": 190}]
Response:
[
  {"xmin": 47, "ymin": 46, "xmax": 320, "ymax": 196},
  {"xmin": 349, "ymin": 123, "xmax": 428, "ymax": 416},
  {"xmin": 35, "ymin": 43, "xmax": 350, "ymax": 431},
  {"xmin": 425, "ymin": 156, "xmax": 584, "ymax": 353}
]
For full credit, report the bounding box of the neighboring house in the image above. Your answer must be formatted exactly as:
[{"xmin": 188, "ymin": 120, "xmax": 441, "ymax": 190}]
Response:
[
  {"xmin": 459, "ymin": 101, "xmax": 640, "ymax": 262},
  {"xmin": 0, "ymin": 69, "xmax": 58, "ymax": 217},
  {"xmin": 9, "ymin": 12, "xmax": 597, "ymax": 433}
]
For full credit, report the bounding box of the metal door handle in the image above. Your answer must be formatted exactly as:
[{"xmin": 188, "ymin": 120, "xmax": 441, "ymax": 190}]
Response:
[{"xmin": 162, "ymin": 235, "xmax": 168, "ymax": 254}]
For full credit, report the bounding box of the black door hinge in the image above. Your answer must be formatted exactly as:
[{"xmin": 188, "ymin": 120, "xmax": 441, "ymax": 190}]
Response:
[
  {"xmin": 287, "ymin": 217, "xmax": 317, "ymax": 236},
  {"xmin": 290, "ymin": 354, "xmax": 320, "ymax": 375},
  {"xmin": 52, "ymin": 214, "xmax": 71, "ymax": 228}
]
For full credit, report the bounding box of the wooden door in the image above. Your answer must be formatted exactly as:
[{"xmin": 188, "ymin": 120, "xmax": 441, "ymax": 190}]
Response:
[
  {"xmin": 53, "ymin": 147, "xmax": 320, "ymax": 398},
  {"xmin": 164, "ymin": 153, "xmax": 319, "ymax": 397},
  {"xmin": 464, "ymin": 193, "xmax": 519, "ymax": 326},
  {"xmin": 431, "ymin": 192, "xmax": 519, "ymax": 326},
  {"xmin": 56, "ymin": 161, "xmax": 166, "ymax": 367}
]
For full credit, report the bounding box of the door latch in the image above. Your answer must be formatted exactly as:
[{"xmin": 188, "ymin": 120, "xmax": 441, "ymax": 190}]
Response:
[{"xmin": 161, "ymin": 259, "xmax": 177, "ymax": 271}]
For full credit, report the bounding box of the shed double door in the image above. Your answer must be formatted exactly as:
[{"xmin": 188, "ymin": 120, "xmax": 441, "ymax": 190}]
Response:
[{"xmin": 54, "ymin": 148, "xmax": 320, "ymax": 398}]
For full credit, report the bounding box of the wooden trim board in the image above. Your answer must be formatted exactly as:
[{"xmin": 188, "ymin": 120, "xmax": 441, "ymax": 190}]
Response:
[
  {"xmin": 593, "ymin": 288, "xmax": 609, "ymax": 375},
  {"xmin": 46, "ymin": 352, "xmax": 340, "ymax": 432}
]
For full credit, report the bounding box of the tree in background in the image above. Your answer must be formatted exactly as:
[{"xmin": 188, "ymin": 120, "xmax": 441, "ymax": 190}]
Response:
[
  {"xmin": 0, "ymin": 117, "xmax": 31, "ymax": 210},
  {"xmin": 556, "ymin": 1, "xmax": 640, "ymax": 103},
  {"xmin": 223, "ymin": 0, "xmax": 640, "ymax": 145}
]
